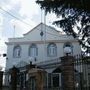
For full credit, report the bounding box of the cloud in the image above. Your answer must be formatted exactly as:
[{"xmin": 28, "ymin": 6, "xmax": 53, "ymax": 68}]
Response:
[
  {"xmin": 0, "ymin": 35, "xmax": 7, "ymax": 69},
  {"xmin": 0, "ymin": 14, "xmax": 3, "ymax": 37},
  {"xmin": 0, "ymin": 0, "xmax": 62, "ymax": 37},
  {"xmin": 19, "ymin": 0, "xmax": 40, "ymax": 18},
  {"xmin": 0, "ymin": 37, "xmax": 7, "ymax": 53},
  {"xmin": 0, "ymin": 36, "xmax": 7, "ymax": 69},
  {"xmin": 9, "ymin": 0, "xmax": 41, "ymax": 36},
  {"xmin": 4, "ymin": 0, "xmax": 40, "ymax": 37},
  {"xmin": 10, "ymin": 18, "xmax": 38, "ymax": 37},
  {"xmin": 0, "ymin": 0, "xmax": 20, "ymax": 11},
  {"xmin": 0, "ymin": 14, "xmax": 7, "ymax": 69},
  {"xmin": 0, "ymin": 14, "xmax": 3, "ymax": 26},
  {"xmin": 0, "ymin": 10, "xmax": 6, "ymax": 69},
  {"xmin": 0, "ymin": 0, "xmax": 40, "ymax": 17}
]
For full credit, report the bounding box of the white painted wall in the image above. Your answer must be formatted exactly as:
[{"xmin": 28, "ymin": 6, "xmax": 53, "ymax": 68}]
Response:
[{"xmin": 5, "ymin": 23, "xmax": 81, "ymax": 70}]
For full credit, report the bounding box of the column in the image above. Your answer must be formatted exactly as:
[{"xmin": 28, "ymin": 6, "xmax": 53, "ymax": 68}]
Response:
[
  {"xmin": 61, "ymin": 56, "xmax": 75, "ymax": 90},
  {"xmin": 10, "ymin": 66, "xmax": 19, "ymax": 90}
]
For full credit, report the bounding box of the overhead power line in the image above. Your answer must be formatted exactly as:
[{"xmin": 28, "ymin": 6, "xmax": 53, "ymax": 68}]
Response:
[
  {"xmin": 0, "ymin": 6, "xmax": 32, "ymax": 27},
  {"xmin": 0, "ymin": 6, "xmax": 63, "ymax": 38}
]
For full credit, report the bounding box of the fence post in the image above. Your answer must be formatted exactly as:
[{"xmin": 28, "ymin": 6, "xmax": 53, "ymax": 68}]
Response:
[
  {"xmin": 10, "ymin": 66, "xmax": 19, "ymax": 90},
  {"xmin": 61, "ymin": 56, "xmax": 75, "ymax": 90}
]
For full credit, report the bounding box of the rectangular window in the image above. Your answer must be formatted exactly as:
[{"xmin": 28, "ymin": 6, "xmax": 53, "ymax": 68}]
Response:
[
  {"xmin": 49, "ymin": 47, "xmax": 56, "ymax": 56},
  {"xmin": 30, "ymin": 48, "xmax": 37, "ymax": 57}
]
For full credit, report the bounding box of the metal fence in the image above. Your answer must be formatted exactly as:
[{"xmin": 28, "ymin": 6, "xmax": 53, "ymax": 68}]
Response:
[
  {"xmin": 2, "ymin": 55, "xmax": 90, "ymax": 90},
  {"xmin": 74, "ymin": 55, "xmax": 90, "ymax": 90}
]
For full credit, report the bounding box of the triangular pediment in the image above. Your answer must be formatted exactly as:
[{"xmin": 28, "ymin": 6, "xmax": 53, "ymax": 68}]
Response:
[
  {"xmin": 22, "ymin": 23, "xmax": 61, "ymax": 41},
  {"xmin": 24, "ymin": 23, "xmax": 59, "ymax": 36}
]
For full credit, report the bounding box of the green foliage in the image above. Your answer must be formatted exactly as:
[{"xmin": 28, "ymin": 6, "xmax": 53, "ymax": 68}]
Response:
[
  {"xmin": 36, "ymin": 0, "xmax": 90, "ymax": 13},
  {"xmin": 36, "ymin": 0, "xmax": 90, "ymax": 53}
]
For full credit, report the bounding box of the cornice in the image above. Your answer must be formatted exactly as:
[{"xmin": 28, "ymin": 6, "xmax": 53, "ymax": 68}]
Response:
[{"xmin": 6, "ymin": 39, "xmax": 78, "ymax": 45}]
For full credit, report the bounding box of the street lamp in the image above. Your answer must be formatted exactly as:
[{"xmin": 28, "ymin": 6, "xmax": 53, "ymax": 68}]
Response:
[
  {"xmin": 28, "ymin": 56, "xmax": 37, "ymax": 64},
  {"xmin": 64, "ymin": 46, "xmax": 72, "ymax": 56},
  {"xmin": 28, "ymin": 57, "xmax": 34, "ymax": 62}
]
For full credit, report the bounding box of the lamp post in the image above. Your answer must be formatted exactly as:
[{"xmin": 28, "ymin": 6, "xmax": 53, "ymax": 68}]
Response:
[{"xmin": 61, "ymin": 46, "xmax": 75, "ymax": 90}]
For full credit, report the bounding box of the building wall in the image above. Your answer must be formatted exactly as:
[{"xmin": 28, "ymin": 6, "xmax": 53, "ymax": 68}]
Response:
[{"xmin": 5, "ymin": 23, "xmax": 81, "ymax": 70}]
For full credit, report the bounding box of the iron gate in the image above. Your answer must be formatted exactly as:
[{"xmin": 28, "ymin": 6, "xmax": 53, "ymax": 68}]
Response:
[{"xmin": 74, "ymin": 55, "xmax": 90, "ymax": 90}]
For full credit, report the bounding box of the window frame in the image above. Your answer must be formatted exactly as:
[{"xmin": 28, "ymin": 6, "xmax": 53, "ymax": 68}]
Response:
[
  {"xmin": 28, "ymin": 44, "xmax": 38, "ymax": 57},
  {"xmin": 13, "ymin": 45, "xmax": 21, "ymax": 58},
  {"xmin": 47, "ymin": 43, "xmax": 57, "ymax": 57}
]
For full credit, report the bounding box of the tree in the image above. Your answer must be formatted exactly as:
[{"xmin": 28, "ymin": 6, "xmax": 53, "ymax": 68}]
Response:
[{"xmin": 36, "ymin": 0, "xmax": 90, "ymax": 53}]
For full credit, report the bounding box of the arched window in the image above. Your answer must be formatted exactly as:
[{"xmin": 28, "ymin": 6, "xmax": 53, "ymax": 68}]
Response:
[
  {"xmin": 29, "ymin": 44, "xmax": 38, "ymax": 57},
  {"xmin": 63, "ymin": 42, "xmax": 73, "ymax": 55},
  {"xmin": 47, "ymin": 43, "xmax": 57, "ymax": 57},
  {"xmin": 13, "ymin": 45, "xmax": 21, "ymax": 58}
]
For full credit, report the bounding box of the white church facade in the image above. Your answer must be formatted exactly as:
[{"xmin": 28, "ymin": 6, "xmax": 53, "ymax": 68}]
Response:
[{"xmin": 5, "ymin": 23, "xmax": 81, "ymax": 88}]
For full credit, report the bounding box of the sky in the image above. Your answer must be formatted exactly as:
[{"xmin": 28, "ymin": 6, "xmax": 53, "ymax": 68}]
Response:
[{"xmin": 0, "ymin": 0, "xmax": 59, "ymax": 70}]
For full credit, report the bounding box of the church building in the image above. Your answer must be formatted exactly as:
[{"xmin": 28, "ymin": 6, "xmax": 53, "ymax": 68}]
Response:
[{"xmin": 5, "ymin": 23, "xmax": 81, "ymax": 89}]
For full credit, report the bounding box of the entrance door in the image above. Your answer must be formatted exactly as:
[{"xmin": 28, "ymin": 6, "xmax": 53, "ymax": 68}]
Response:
[
  {"xmin": 52, "ymin": 74, "xmax": 59, "ymax": 87},
  {"xmin": 29, "ymin": 76, "xmax": 36, "ymax": 90}
]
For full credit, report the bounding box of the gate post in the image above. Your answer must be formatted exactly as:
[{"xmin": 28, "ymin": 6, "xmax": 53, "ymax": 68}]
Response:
[
  {"xmin": 10, "ymin": 66, "xmax": 19, "ymax": 90},
  {"xmin": 61, "ymin": 56, "xmax": 75, "ymax": 90},
  {"xmin": 0, "ymin": 71, "xmax": 3, "ymax": 89}
]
